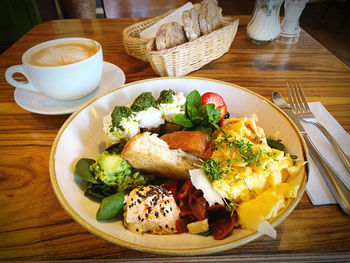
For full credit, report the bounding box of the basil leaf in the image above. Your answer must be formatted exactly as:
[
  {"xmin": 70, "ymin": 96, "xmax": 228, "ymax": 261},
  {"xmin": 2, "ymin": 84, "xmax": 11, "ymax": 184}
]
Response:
[
  {"xmin": 186, "ymin": 90, "xmax": 202, "ymax": 108},
  {"xmin": 74, "ymin": 158, "xmax": 98, "ymax": 183},
  {"xmin": 96, "ymin": 192, "xmax": 125, "ymax": 220},
  {"xmin": 84, "ymin": 182, "xmax": 116, "ymax": 200},
  {"xmin": 198, "ymin": 230, "xmax": 212, "ymax": 236},
  {"xmin": 191, "ymin": 116, "xmax": 205, "ymax": 124},
  {"xmin": 198, "ymin": 104, "xmax": 209, "ymax": 118},
  {"xmin": 267, "ymin": 138, "xmax": 285, "ymax": 151},
  {"xmin": 174, "ymin": 113, "xmax": 193, "ymax": 127},
  {"xmin": 186, "ymin": 103, "xmax": 198, "ymax": 120},
  {"xmin": 211, "ymin": 108, "xmax": 221, "ymax": 123}
]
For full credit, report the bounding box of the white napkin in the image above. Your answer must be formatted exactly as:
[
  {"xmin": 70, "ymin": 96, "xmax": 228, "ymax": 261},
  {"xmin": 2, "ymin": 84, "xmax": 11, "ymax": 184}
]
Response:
[{"xmin": 302, "ymin": 102, "xmax": 350, "ymax": 205}]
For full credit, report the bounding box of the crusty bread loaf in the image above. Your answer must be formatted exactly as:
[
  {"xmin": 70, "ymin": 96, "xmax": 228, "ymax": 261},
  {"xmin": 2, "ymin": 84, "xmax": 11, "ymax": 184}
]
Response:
[
  {"xmin": 121, "ymin": 132, "xmax": 201, "ymax": 180},
  {"xmin": 160, "ymin": 131, "xmax": 210, "ymax": 159},
  {"xmin": 198, "ymin": 0, "xmax": 223, "ymax": 35},
  {"xmin": 155, "ymin": 22, "xmax": 187, "ymax": 51},
  {"xmin": 182, "ymin": 7, "xmax": 201, "ymax": 41}
]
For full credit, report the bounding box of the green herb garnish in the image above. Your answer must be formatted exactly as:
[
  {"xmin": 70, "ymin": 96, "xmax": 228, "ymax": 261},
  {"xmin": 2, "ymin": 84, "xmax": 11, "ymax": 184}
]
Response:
[
  {"xmin": 173, "ymin": 90, "xmax": 222, "ymax": 135},
  {"xmin": 157, "ymin": 89, "xmax": 175, "ymax": 104},
  {"xmin": 201, "ymin": 158, "xmax": 222, "ymax": 181},
  {"xmin": 224, "ymin": 199, "xmax": 239, "ymax": 215},
  {"xmin": 215, "ymin": 134, "xmax": 262, "ymax": 167},
  {"xmin": 130, "ymin": 92, "xmax": 157, "ymax": 112},
  {"xmin": 110, "ymin": 106, "xmax": 134, "ymax": 132}
]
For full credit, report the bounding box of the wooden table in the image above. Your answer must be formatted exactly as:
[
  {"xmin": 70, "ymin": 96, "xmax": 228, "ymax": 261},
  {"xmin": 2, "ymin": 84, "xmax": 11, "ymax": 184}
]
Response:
[{"xmin": 0, "ymin": 15, "xmax": 349, "ymax": 262}]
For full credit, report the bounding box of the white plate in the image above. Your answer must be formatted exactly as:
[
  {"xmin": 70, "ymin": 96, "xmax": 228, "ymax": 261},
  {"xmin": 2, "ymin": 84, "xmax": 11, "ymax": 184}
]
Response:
[
  {"xmin": 50, "ymin": 77, "xmax": 308, "ymax": 255},
  {"xmin": 14, "ymin": 62, "xmax": 125, "ymax": 115}
]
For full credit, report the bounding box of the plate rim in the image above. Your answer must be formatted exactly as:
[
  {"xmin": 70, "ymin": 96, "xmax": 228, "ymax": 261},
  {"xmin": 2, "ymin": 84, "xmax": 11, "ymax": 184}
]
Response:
[{"xmin": 49, "ymin": 76, "xmax": 308, "ymax": 255}]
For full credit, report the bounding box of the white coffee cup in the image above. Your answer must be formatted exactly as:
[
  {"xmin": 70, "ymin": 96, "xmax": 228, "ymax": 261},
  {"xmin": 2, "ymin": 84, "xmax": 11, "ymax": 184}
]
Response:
[{"xmin": 5, "ymin": 37, "xmax": 103, "ymax": 101}]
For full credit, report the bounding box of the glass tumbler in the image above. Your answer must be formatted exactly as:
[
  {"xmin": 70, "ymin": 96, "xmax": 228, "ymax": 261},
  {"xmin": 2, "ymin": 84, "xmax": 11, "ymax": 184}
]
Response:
[
  {"xmin": 247, "ymin": 0, "xmax": 284, "ymax": 45},
  {"xmin": 277, "ymin": 0, "xmax": 308, "ymax": 44}
]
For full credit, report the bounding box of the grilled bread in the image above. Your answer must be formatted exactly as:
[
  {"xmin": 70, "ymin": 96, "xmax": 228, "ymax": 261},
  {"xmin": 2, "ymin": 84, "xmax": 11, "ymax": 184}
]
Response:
[
  {"xmin": 160, "ymin": 131, "xmax": 212, "ymax": 159},
  {"xmin": 121, "ymin": 132, "xmax": 201, "ymax": 180}
]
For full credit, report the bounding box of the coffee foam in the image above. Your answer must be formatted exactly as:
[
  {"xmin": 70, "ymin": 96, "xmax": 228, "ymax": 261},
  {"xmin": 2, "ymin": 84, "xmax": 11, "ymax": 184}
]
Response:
[{"xmin": 27, "ymin": 41, "xmax": 99, "ymax": 67}]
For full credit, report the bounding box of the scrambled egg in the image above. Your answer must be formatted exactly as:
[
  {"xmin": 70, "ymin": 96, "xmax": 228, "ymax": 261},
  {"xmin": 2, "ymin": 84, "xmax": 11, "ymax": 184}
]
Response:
[{"xmin": 209, "ymin": 117, "xmax": 304, "ymax": 232}]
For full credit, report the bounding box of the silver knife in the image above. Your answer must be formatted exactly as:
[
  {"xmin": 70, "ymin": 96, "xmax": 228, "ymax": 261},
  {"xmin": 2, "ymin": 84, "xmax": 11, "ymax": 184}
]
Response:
[{"xmin": 272, "ymin": 91, "xmax": 350, "ymax": 215}]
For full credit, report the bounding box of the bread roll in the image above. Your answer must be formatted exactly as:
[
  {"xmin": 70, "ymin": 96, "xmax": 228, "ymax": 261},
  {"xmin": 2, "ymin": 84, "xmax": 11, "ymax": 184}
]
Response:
[
  {"xmin": 121, "ymin": 132, "xmax": 201, "ymax": 180},
  {"xmin": 155, "ymin": 22, "xmax": 187, "ymax": 51},
  {"xmin": 182, "ymin": 7, "xmax": 201, "ymax": 41},
  {"xmin": 198, "ymin": 0, "xmax": 223, "ymax": 35}
]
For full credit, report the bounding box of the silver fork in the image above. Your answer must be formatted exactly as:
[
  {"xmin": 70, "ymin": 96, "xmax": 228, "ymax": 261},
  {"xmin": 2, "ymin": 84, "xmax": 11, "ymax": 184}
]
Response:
[{"xmin": 287, "ymin": 81, "xmax": 350, "ymax": 175}]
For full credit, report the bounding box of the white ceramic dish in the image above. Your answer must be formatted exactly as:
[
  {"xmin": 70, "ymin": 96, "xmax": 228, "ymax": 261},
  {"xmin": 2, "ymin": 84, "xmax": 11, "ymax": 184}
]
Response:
[
  {"xmin": 14, "ymin": 61, "xmax": 125, "ymax": 115},
  {"xmin": 50, "ymin": 77, "xmax": 308, "ymax": 255}
]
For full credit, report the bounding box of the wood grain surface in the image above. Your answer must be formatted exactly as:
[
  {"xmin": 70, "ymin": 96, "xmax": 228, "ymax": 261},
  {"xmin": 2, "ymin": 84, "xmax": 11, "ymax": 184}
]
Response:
[{"xmin": 0, "ymin": 16, "xmax": 350, "ymax": 261}]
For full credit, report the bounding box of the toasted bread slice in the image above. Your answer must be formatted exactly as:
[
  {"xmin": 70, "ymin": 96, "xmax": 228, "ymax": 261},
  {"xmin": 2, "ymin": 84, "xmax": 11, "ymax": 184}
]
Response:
[
  {"xmin": 160, "ymin": 131, "xmax": 211, "ymax": 159},
  {"xmin": 121, "ymin": 132, "xmax": 201, "ymax": 180}
]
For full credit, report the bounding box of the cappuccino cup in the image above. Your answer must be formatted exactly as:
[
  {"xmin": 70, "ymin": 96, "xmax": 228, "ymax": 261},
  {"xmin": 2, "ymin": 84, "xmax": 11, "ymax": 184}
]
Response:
[{"xmin": 5, "ymin": 38, "xmax": 103, "ymax": 100}]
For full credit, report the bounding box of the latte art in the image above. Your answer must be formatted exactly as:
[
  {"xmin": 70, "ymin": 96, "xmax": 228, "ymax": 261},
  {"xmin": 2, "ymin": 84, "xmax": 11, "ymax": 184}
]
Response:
[{"xmin": 26, "ymin": 41, "xmax": 99, "ymax": 67}]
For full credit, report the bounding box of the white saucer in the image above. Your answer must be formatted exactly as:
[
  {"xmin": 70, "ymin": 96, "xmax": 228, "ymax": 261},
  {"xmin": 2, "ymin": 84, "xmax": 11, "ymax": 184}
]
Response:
[{"xmin": 14, "ymin": 62, "xmax": 126, "ymax": 115}]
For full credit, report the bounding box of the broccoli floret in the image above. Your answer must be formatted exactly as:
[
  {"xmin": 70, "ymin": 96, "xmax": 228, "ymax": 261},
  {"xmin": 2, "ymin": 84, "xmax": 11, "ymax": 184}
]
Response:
[{"xmin": 90, "ymin": 151, "xmax": 132, "ymax": 186}]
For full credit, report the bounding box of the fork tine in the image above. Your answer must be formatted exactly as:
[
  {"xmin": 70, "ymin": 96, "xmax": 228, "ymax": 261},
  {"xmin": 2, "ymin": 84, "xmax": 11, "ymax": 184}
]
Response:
[
  {"xmin": 287, "ymin": 81, "xmax": 298, "ymax": 113},
  {"xmin": 293, "ymin": 81, "xmax": 305, "ymax": 113},
  {"xmin": 288, "ymin": 81, "xmax": 300, "ymax": 113},
  {"xmin": 296, "ymin": 82, "xmax": 311, "ymax": 112}
]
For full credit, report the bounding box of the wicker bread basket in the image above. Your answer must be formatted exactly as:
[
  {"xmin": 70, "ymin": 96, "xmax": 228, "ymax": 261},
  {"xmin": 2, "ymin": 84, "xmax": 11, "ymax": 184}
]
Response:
[
  {"xmin": 122, "ymin": 6, "xmax": 239, "ymax": 76},
  {"xmin": 122, "ymin": 9, "xmax": 175, "ymax": 62}
]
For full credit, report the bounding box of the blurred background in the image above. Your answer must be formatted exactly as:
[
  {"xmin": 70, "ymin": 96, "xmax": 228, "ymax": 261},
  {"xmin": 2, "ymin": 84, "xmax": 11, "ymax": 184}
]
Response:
[{"xmin": 0, "ymin": 0, "xmax": 349, "ymax": 66}]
